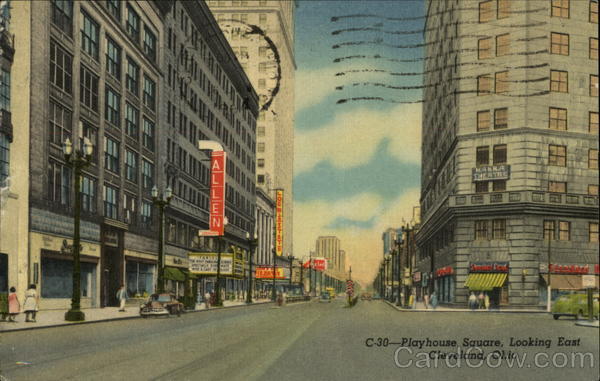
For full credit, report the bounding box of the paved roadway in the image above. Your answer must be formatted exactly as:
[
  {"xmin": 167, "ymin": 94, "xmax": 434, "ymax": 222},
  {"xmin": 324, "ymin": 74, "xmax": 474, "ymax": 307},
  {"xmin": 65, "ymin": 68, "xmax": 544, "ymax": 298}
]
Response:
[{"xmin": 0, "ymin": 298, "xmax": 598, "ymax": 381}]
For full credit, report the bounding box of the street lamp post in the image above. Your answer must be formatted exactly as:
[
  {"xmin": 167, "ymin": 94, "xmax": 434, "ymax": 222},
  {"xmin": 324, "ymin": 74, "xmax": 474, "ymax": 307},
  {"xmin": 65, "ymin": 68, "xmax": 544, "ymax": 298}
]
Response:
[
  {"xmin": 271, "ymin": 245, "xmax": 277, "ymax": 301},
  {"xmin": 395, "ymin": 236, "xmax": 402, "ymax": 306},
  {"xmin": 63, "ymin": 135, "xmax": 93, "ymax": 322},
  {"xmin": 151, "ymin": 185, "xmax": 172, "ymax": 294},
  {"xmin": 288, "ymin": 254, "xmax": 294, "ymax": 287},
  {"xmin": 214, "ymin": 237, "xmax": 224, "ymax": 306},
  {"xmin": 246, "ymin": 232, "xmax": 258, "ymax": 304}
]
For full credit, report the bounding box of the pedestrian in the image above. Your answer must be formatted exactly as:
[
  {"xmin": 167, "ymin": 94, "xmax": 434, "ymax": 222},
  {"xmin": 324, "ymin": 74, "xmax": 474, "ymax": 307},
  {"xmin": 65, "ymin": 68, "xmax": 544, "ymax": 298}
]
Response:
[
  {"xmin": 116, "ymin": 284, "xmax": 127, "ymax": 312},
  {"xmin": 430, "ymin": 291, "xmax": 438, "ymax": 310},
  {"xmin": 7, "ymin": 286, "xmax": 20, "ymax": 322},
  {"xmin": 204, "ymin": 291, "xmax": 211, "ymax": 309},
  {"xmin": 469, "ymin": 292, "xmax": 477, "ymax": 310},
  {"xmin": 23, "ymin": 284, "xmax": 39, "ymax": 322},
  {"xmin": 478, "ymin": 292, "xmax": 485, "ymax": 309},
  {"xmin": 423, "ymin": 293, "xmax": 430, "ymax": 309},
  {"xmin": 277, "ymin": 291, "xmax": 283, "ymax": 307},
  {"xmin": 484, "ymin": 293, "xmax": 490, "ymax": 310}
]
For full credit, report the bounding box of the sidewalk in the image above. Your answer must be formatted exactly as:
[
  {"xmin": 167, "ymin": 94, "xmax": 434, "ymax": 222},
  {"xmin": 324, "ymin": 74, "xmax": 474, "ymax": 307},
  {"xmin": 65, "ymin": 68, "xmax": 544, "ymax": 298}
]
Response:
[
  {"xmin": 384, "ymin": 300, "xmax": 547, "ymax": 314},
  {"xmin": 0, "ymin": 298, "xmax": 273, "ymax": 333}
]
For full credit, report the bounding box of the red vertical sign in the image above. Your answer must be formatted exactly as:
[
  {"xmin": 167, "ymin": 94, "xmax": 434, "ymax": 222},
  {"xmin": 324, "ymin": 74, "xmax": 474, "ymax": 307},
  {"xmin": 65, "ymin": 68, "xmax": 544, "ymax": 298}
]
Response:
[
  {"xmin": 275, "ymin": 189, "xmax": 284, "ymax": 255},
  {"xmin": 209, "ymin": 151, "xmax": 226, "ymax": 236}
]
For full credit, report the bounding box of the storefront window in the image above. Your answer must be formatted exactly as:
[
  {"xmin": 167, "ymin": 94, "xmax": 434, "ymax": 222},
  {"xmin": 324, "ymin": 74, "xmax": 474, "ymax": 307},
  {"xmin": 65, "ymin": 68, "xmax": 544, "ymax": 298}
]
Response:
[
  {"xmin": 41, "ymin": 257, "xmax": 96, "ymax": 298},
  {"xmin": 126, "ymin": 260, "xmax": 155, "ymax": 297}
]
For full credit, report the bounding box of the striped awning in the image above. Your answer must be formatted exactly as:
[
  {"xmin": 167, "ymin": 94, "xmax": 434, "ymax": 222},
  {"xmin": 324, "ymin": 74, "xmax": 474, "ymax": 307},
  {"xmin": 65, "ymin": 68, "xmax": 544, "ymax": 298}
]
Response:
[{"xmin": 465, "ymin": 273, "xmax": 507, "ymax": 291}]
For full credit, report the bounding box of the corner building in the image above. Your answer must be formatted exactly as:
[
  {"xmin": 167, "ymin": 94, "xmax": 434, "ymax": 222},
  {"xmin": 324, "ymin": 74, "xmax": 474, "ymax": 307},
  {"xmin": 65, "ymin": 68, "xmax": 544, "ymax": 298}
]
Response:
[{"xmin": 416, "ymin": 0, "xmax": 599, "ymax": 309}]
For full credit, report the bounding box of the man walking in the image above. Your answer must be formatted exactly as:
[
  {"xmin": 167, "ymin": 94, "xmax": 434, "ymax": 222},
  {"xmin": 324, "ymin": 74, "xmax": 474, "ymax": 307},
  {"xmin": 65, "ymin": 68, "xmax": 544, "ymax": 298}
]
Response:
[{"xmin": 116, "ymin": 285, "xmax": 127, "ymax": 312}]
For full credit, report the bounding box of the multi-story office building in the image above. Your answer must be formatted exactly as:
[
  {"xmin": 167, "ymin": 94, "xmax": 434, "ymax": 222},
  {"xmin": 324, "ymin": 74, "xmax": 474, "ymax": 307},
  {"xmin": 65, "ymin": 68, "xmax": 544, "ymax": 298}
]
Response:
[
  {"xmin": 416, "ymin": 0, "xmax": 599, "ymax": 309},
  {"xmin": 155, "ymin": 0, "xmax": 258, "ymax": 296},
  {"xmin": 208, "ymin": 0, "xmax": 295, "ymax": 257}
]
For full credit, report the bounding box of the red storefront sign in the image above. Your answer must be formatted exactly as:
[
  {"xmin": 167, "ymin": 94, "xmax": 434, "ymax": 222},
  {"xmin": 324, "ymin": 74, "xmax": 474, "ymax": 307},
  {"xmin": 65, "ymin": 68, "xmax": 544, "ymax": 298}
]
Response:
[
  {"xmin": 549, "ymin": 264, "xmax": 590, "ymax": 274},
  {"xmin": 201, "ymin": 151, "xmax": 226, "ymax": 236},
  {"xmin": 275, "ymin": 190, "xmax": 284, "ymax": 255},
  {"xmin": 255, "ymin": 266, "xmax": 285, "ymax": 279},
  {"xmin": 303, "ymin": 258, "xmax": 327, "ymax": 271},
  {"xmin": 469, "ymin": 262, "xmax": 509, "ymax": 273},
  {"xmin": 436, "ymin": 266, "xmax": 454, "ymax": 277}
]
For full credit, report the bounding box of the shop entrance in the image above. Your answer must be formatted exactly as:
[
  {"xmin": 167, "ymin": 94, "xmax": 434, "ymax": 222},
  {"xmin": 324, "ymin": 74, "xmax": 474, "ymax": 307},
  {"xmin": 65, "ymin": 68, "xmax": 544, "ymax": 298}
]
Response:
[{"xmin": 102, "ymin": 246, "xmax": 122, "ymax": 307}]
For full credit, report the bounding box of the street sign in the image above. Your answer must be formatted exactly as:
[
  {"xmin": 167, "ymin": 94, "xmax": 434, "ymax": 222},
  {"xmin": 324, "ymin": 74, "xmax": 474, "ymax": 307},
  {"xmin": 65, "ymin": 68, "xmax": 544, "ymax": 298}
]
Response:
[
  {"xmin": 346, "ymin": 280, "xmax": 354, "ymax": 295},
  {"xmin": 582, "ymin": 275, "xmax": 596, "ymax": 288}
]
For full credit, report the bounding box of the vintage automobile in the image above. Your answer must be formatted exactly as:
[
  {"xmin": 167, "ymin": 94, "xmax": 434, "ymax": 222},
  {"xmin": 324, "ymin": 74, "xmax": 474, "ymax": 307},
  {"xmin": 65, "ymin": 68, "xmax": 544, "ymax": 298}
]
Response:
[
  {"xmin": 319, "ymin": 292, "xmax": 331, "ymax": 303},
  {"xmin": 360, "ymin": 293, "xmax": 372, "ymax": 301},
  {"xmin": 140, "ymin": 293, "xmax": 185, "ymax": 317},
  {"xmin": 552, "ymin": 292, "xmax": 599, "ymax": 320}
]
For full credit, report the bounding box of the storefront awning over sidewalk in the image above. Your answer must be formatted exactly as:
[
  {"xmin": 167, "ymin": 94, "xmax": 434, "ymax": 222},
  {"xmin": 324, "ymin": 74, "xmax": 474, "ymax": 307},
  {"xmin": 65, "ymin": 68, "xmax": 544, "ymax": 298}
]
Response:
[
  {"xmin": 540, "ymin": 274, "xmax": 598, "ymax": 289},
  {"xmin": 164, "ymin": 267, "xmax": 186, "ymax": 282},
  {"xmin": 465, "ymin": 273, "xmax": 507, "ymax": 291}
]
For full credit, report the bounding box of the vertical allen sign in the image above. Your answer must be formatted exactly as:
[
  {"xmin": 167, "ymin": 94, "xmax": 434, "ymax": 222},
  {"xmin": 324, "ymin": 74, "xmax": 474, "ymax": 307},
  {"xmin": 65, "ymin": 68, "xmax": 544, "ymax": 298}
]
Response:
[
  {"xmin": 209, "ymin": 151, "xmax": 226, "ymax": 236},
  {"xmin": 275, "ymin": 189, "xmax": 284, "ymax": 255}
]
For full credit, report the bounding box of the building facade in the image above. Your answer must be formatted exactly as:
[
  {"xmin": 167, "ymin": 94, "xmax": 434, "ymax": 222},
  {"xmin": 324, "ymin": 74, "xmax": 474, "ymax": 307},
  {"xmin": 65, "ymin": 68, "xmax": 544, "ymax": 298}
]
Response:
[
  {"xmin": 416, "ymin": 0, "xmax": 599, "ymax": 308},
  {"xmin": 208, "ymin": 0, "xmax": 295, "ymax": 257}
]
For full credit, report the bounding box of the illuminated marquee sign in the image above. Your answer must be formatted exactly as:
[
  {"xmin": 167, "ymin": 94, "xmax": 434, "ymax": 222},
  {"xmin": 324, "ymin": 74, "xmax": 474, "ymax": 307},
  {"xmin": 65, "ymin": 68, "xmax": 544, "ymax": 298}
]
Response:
[
  {"xmin": 188, "ymin": 252, "xmax": 244, "ymax": 278},
  {"xmin": 200, "ymin": 151, "xmax": 226, "ymax": 236},
  {"xmin": 255, "ymin": 266, "xmax": 286, "ymax": 279},
  {"xmin": 469, "ymin": 262, "xmax": 509, "ymax": 273},
  {"xmin": 275, "ymin": 189, "xmax": 284, "ymax": 256}
]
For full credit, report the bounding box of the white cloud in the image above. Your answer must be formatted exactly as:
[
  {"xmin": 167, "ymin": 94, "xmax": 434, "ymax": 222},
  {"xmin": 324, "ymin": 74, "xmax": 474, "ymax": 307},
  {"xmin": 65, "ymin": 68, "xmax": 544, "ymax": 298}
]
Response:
[
  {"xmin": 294, "ymin": 103, "xmax": 422, "ymax": 174},
  {"xmin": 293, "ymin": 188, "xmax": 420, "ymax": 286}
]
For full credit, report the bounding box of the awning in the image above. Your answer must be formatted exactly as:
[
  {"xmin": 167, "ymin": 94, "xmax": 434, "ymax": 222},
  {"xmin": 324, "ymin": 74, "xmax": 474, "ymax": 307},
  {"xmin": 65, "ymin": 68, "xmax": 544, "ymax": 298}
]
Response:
[
  {"xmin": 465, "ymin": 273, "xmax": 507, "ymax": 291},
  {"xmin": 181, "ymin": 270, "xmax": 198, "ymax": 280},
  {"xmin": 164, "ymin": 267, "xmax": 186, "ymax": 282},
  {"xmin": 540, "ymin": 274, "xmax": 599, "ymax": 290}
]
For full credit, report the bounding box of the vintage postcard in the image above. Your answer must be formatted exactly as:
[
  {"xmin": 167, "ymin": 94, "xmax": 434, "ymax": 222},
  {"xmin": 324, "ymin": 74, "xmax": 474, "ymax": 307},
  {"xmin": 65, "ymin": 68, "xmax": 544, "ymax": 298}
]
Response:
[{"xmin": 0, "ymin": 0, "xmax": 598, "ymax": 380}]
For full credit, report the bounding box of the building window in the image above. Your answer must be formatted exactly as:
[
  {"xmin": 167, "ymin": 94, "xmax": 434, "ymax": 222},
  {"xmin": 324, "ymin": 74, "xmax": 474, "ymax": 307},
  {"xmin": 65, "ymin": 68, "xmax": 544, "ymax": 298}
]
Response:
[
  {"xmin": 258, "ymin": 63, "xmax": 266, "ymax": 73},
  {"xmin": 548, "ymin": 145, "xmax": 566, "ymax": 166},
  {"xmin": 257, "ymin": 142, "xmax": 265, "ymax": 153},
  {"xmin": 494, "ymin": 108, "xmax": 508, "ymax": 129},
  {"xmin": 126, "ymin": 58, "xmax": 139, "ymax": 96},
  {"xmin": 259, "ymin": 13, "xmax": 267, "ymax": 24},
  {"xmin": 591, "ymin": 0, "xmax": 598, "ymax": 23},
  {"xmin": 475, "ymin": 220, "xmax": 488, "ymax": 240},
  {"xmin": 589, "ymin": 184, "xmax": 599, "ymax": 195},
  {"xmin": 125, "ymin": 149, "xmax": 138, "ymax": 183},
  {"xmin": 492, "ymin": 219, "xmax": 506, "ymax": 239},
  {"xmin": 476, "ymin": 146, "xmax": 489, "ymax": 166},
  {"xmin": 497, "ymin": 0, "xmax": 510, "ymax": 18},
  {"xmin": 106, "ymin": 37, "xmax": 121, "ymax": 80},
  {"xmin": 123, "ymin": 193, "xmax": 136, "ymax": 224},
  {"xmin": 549, "ymin": 107, "xmax": 567, "ymax": 130},
  {"xmin": 257, "ymin": 158, "xmax": 265, "ymax": 168},
  {"xmin": 257, "ymin": 174, "xmax": 265, "ymax": 184},
  {"xmin": 143, "ymin": 26, "xmax": 157, "ymax": 62},
  {"xmin": 492, "ymin": 180, "xmax": 506, "ymax": 192},
  {"xmin": 142, "ymin": 118, "xmax": 155, "ymax": 152},
  {"xmin": 259, "ymin": 46, "xmax": 267, "ymax": 57},
  {"xmin": 126, "ymin": 5, "xmax": 140, "ymax": 42},
  {"xmin": 141, "ymin": 201, "xmax": 153, "ymax": 227},
  {"xmin": 81, "ymin": 176, "xmax": 97, "ymax": 213},
  {"xmin": 106, "ymin": 0, "xmax": 121, "ymax": 20},
  {"xmin": 257, "ymin": 126, "xmax": 265, "ymax": 136},
  {"xmin": 591, "ymin": 38, "xmax": 599, "ymax": 60},
  {"xmin": 550, "ymin": 32, "xmax": 569, "ymax": 55},
  {"xmin": 589, "ymin": 149, "xmax": 599, "ymax": 169},
  {"xmin": 104, "ymin": 136, "xmax": 120, "ymax": 173},
  {"xmin": 48, "ymin": 161, "xmax": 71, "ymax": 206},
  {"xmin": 142, "ymin": 159, "xmax": 154, "ymax": 190},
  {"xmin": 558, "ymin": 221, "xmax": 570, "ymax": 241},
  {"xmin": 548, "ymin": 181, "xmax": 567, "ymax": 193},
  {"xmin": 80, "ymin": 66, "xmax": 99, "ymax": 112},
  {"xmin": 551, "ymin": 0, "xmax": 569, "ymax": 18},
  {"xmin": 590, "ymin": 75, "xmax": 598, "ymax": 97},
  {"xmin": 590, "ymin": 223, "xmax": 599, "ymax": 242},
  {"xmin": 479, "ymin": 1, "xmax": 494, "ymax": 22},
  {"xmin": 105, "ymin": 87, "xmax": 120, "ymax": 127},
  {"xmin": 0, "ymin": 70, "xmax": 9, "ymax": 112},
  {"xmin": 550, "ymin": 70, "xmax": 568, "ymax": 93},
  {"xmin": 475, "ymin": 181, "xmax": 489, "ymax": 193},
  {"xmin": 103, "ymin": 184, "xmax": 118, "ymax": 219},
  {"xmin": 477, "ymin": 111, "xmax": 490, "ymax": 131},
  {"xmin": 0, "ymin": 135, "xmax": 9, "ymax": 185},
  {"xmin": 478, "ymin": 38, "xmax": 492, "ymax": 59},
  {"xmin": 590, "ymin": 112, "xmax": 599, "ymax": 134},
  {"xmin": 50, "ymin": 40, "xmax": 73, "ymax": 94},
  {"xmin": 496, "ymin": 34, "xmax": 510, "ymax": 56},
  {"xmin": 493, "ymin": 144, "xmax": 507, "ymax": 164},
  {"xmin": 126, "ymin": 261, "xmax": 155, "ymax": 297},
  {"xmin": 51, "ymin": 0, "xmax": 73, "ymax": 36},
  {"xmin": 125, "ymin": 103, "xmax": 139, "ymax": 138},
  {"xmin": 41, "ymin": 258, "xmax": 96, "ymax": 298},
  {"xmin": 80, "ymin": 11, "xmax": 99, "ymax": 60},
  {"xmin": 543, "ymin": 220, "xmax": 555, "ymax": 240},
  {"xmin": 49, "ymin": 100, "xmax": 72, "ymax": 146},
  {"xmin": 143, "ymin": 76, "xmax": 156, "ymax": 111},
  {"xmin": 495, "ymin": 71, "xmax": 509, "ymax": 94},
  {"xmin": 477, "ymin": 74, "xmax": 492, "ymax": 95}
]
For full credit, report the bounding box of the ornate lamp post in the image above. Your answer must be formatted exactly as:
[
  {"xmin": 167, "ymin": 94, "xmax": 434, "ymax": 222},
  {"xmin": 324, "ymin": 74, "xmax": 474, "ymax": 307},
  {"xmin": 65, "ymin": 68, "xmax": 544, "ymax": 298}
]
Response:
[
  {"xmin": 246, "ymin": 231, "xmax": 258, "ymax": 304},
  {"xmin": 63, "ymin": 135, "xmax": 93, "ymax": 322},
  {"xmin": 395, "ymin": 235, "xmax": 403, "ymax": 306},
  {"xmin": 287, "ymin": 254, "xmax": 294, "ymax": 287},
  {"xmin": 271, "ymin": 244, "xmax": 277, "ymax": 301},
  {"xmin": 151, "ymin": 185, "xmax": 172, "ymax": 294}
]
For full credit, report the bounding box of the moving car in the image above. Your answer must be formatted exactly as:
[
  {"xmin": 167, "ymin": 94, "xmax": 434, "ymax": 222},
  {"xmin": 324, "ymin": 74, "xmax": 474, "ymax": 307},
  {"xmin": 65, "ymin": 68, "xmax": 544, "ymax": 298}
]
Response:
[
  {"xmin": 319, "ymin": 292, "xmax": 331, "ymax": 303},
  {"xmin": 140, "ymin": 293, "xmax": 184, "ymax": 317},
  {"xmin": 552, "ymin": 292, "xmax": 599, "ymax": 320}
]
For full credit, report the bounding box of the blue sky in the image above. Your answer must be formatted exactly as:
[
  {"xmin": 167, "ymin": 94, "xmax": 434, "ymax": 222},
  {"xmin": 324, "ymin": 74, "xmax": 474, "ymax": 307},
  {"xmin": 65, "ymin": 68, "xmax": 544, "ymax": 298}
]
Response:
[{"xmin": 293, "ymin": 0, "xmax": 425, "ymax": 284}]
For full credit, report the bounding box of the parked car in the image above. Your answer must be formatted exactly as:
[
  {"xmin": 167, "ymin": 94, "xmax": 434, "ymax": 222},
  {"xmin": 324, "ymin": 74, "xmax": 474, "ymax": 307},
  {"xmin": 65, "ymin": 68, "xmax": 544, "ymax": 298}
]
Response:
[
  {"xmin": 319, "ymin": 292, "xmax": 331, "ymax": 303},
  {"xmin": 552, "ymin": 292, "xmax": 599, "ymax": 320},
  {"xmin": 360, "ymin": 293, "xmax": 372, "ymax": 301},
  {"xmin": 140, "ymin": 293, "xmax": 184, "ymax": 317}
]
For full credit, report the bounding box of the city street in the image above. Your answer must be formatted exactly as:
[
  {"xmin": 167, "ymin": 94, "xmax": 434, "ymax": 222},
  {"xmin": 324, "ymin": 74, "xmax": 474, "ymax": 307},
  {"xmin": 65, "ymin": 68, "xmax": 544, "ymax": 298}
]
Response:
[{"xmin": 1, "ymin": 299, "xmax": 598, "ymax": 381}]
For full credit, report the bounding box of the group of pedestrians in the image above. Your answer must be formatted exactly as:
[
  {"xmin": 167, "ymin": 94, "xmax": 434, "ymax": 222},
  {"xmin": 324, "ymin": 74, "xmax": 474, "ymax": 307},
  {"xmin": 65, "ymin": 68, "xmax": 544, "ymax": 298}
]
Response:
[
  {"xmin": 468, "ymin": 291, "xmax": 490, "ymax": 310},
  {"xmin": 1, "ymin": 284, "xmax": 40, "ymax": 323},
  {"xmin": 422, "ymin": 291, "xmax": 439, "ymax": 310}
]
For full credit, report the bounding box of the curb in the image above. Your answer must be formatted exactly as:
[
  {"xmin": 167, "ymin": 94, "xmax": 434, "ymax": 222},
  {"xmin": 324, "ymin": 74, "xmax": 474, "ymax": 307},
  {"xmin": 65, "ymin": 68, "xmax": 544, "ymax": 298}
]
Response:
[
  {"xmin": 0, "ymin": 301, "xmax": 274, "ymax": 333},
  {"xmin": 383, "ymin": 300, "xmax": 547, "ymax": 314}
]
